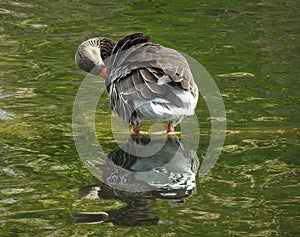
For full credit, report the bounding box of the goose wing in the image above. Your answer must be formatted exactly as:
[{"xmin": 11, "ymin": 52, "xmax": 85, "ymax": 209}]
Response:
[{"xmin": 105, "ymin": 33, "xmax": 197, "ymax": 94}]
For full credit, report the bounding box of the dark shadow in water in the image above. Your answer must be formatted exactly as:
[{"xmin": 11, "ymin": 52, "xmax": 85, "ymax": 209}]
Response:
[{"xmin": 72, "ymin": 135, "xmax": 199, "ymax": 226}]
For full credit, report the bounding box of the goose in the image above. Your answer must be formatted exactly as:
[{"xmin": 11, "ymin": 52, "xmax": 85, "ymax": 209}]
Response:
[{"xmin": 75, "ymin": 33, "xmax": 198, "ymax": 134}]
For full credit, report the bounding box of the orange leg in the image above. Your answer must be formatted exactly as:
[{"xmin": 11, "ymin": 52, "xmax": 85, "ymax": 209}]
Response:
[
  {"xmin": 167, "ymin": 124, "xmax": 174, "ymax": 133},
  {"xmin": 131, "ymin": 125, "xmax": 140, "ymax": 134}
]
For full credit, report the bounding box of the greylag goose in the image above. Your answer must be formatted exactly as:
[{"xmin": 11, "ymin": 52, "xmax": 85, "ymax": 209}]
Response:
[{"xmin": 75, "ymin": 33, "xmax": 198, "ymax": 134}]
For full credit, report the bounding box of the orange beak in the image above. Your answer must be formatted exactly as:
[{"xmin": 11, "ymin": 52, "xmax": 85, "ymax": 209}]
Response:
[{"xmin": 100, "ymin": 67, "xmax": 109, "ymax": 82}]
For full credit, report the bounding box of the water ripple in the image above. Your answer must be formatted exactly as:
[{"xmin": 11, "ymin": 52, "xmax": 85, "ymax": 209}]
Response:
[
  {"xmin": 0, "ymin": 108, "xmax": 14, "ymax": 120},
  {"xmin": 0, "ymin": 8, "xmax": 11, "ymax": 14},
  {"xmin": 217, "ymin": 72, "xmax": 255, "ymax": 78},
  {"xmin": 223, "ymin": 138, "xmax": 287, "ymax": 153}
]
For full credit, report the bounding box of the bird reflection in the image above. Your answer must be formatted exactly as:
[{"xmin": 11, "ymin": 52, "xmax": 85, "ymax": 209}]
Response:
[{"xmin": 72, "ymin": 135, "xmax": 199, "ymax": 226}]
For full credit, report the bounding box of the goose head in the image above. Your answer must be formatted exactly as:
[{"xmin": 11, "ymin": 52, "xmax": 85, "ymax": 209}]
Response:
[{"xmin": 75, "ymin": 37, "xmax": 115, "ymax": 79}]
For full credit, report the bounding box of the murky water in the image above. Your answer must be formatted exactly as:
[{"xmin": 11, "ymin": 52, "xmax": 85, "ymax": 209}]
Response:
[{"xmin": 0, "ymin": 0, "xmax": 299, "ymax": 236}]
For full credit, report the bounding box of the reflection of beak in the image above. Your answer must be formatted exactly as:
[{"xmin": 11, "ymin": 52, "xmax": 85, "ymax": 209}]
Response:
[{"xmin": 71, "ymin": 211, "xmax": 109, "ymax": 224}]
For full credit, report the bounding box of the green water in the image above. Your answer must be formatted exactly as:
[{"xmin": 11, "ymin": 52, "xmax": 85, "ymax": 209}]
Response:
[{"xmin": 0, "ymin": 0, "xmax": 299, "ymax": 236}]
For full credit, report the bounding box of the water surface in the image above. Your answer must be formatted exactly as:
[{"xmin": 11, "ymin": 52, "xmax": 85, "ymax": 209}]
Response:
[{"xmin": 0, "ymin": 0, "xmax": 299, "ymax": 236}]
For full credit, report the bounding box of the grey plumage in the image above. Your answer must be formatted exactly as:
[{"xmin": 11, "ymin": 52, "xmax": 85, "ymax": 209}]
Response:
[{"xmin": 75, "ymin": 33, "xmax": 198, "ymax": 128}]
